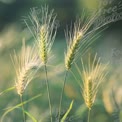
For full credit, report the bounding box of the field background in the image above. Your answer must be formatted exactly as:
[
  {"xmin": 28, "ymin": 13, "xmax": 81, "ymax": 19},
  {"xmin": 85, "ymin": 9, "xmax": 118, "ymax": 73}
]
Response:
[{"xmin": 0, "ymin": 0, "xmax": 122, "ymax": 122}]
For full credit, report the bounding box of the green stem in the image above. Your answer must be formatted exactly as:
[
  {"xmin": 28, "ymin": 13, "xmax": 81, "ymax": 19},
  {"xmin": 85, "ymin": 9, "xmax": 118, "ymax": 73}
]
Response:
[
  {"xmin": 0, "ymin": 86, "xmax": 15, "ymax": 96},
  {"xmin": 44, "ymin": 64, "xmax": 52, "ymax": 122},
  {"xmin": 20, "ymin": 95, "xmax": 26, "ymax": 122},
  {"xmin": 58, "ymin": 71, "xmax": 68, "ymax": 121},
  {"xmin": 88, "ymin": 109, "xmax": 91, "ymax": 122}
]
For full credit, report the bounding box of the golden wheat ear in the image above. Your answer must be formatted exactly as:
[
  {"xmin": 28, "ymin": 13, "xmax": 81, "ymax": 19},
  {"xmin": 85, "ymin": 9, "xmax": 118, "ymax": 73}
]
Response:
[
  {"xmin": 24, "ymin": 6, "xmax": 57, "ymax": 65},
  {"xmin": 64, "ymin": 10, "xmax": 101, "ymax": 71},
  {"xmin": 75, "ymin": 54, "xmax": 108, "ymax": 109},
  {"xmin": 11, "ymin": 41, "xmax": 41, "ymax": 96}
]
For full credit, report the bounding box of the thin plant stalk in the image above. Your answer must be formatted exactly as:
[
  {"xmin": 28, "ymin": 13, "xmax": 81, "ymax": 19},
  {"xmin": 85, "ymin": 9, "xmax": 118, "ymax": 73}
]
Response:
[
  {"xmin": 24, "ymin": 7, "xmax": 56, "ymax": 122},
  {"xmin": 61, "ymin": 100, "xmax": 74, "ymax": 122},
  {"xmin": 44, "ymin": 64, "xmax": 52, "ymax": 122},
  {"xmin": 58, "ymin": 71, "xmax": 68, "ymax": 121},
  {"xmin": 88, "ymin": 109, "xmax": 91, "ymax": 122},
  {"xmin": 20, "ymin": 95, "xmax": 26, "ymax": 122}
]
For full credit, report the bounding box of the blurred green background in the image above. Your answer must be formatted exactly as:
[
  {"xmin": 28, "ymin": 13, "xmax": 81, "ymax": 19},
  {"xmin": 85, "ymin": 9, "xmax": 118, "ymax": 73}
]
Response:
[{"xmin": 0, "ymin": 0, "xmax": 122, "ymax": 122}]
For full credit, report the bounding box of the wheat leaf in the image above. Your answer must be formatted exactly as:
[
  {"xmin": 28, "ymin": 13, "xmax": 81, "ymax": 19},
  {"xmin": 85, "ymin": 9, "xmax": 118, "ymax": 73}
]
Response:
[
  {"xmin": 24, "ymin": 111, "xmax": 38, "ymax": 122},
  {"xmin": 0, "ymin": 86, "xmax": 15, "ymax": 96},
  {"xmin": 1, "ymin": 94, "xmax": 42, "ymax": 122},
  {"xmin": 61, "ymin": 100, "xmax": 74, "ymax": 122}
]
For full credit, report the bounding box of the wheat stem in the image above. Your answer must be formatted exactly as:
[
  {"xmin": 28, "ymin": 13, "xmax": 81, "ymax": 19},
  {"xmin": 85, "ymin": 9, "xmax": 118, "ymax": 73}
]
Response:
[
  {"xmin": 44, "ymin": 64, "xmax": 52, "ymax": 122},
  {"xmin": 58, "ymin": 70, "xmax": 68, "ymax": 121},
  {"xmin": 88, "ymin": 109, "xmax": 91, "ymax": 122},
  {"xmin": 20, "ymin": 95, "xmax": 26, "ymax": 122}
]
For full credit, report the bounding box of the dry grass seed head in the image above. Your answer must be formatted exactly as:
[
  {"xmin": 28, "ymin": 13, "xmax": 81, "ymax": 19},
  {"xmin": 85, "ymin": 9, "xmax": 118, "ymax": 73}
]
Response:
[
  {"xmin": 11, "ymin": 41, "xmax": 41, "ymax": 96},
  {"xmin": 76, "ymin": 54, "xmax": 108, "ymax": 109},
  {"xmin": 65, "ymin": 21, "xmax": 83, "ymax": 70},
  {"xmin": 24, "ymin": 6, "xmax": 57, "ymax": 65},
  {"xmin": 65, "ymin": 12, "xmax": 99, "ymax": 70}
]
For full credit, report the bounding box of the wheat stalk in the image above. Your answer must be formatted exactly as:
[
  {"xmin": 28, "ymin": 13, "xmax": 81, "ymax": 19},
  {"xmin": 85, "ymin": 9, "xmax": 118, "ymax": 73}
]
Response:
[
  {"xmin": 75, "ymin": 54, "xmax": 108, "ymax": 122},
  {"xmin": 24, "ymin": 6, "xmax": 57, "ymax": 122},
  {"xmin": 11, "ymin": 41, "xmax": 40, "ymax": 96}
]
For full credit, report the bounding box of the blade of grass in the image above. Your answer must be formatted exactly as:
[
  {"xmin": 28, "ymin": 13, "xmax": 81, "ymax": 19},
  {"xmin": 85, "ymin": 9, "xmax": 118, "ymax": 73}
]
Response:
[
  {"xmin": 61, "ymin": 100, "xmax": 74, "ymax": 122},
  {"xmin": 1, "ymin": 93, "xmax": 42, "ymax": 122},
  {"xmin": 0, "ymin": 86, "xmax": 15, "ymax": 96},
  {"xmin": 24, "ymin": 111, "xmax": 38, "ymax": 122}
]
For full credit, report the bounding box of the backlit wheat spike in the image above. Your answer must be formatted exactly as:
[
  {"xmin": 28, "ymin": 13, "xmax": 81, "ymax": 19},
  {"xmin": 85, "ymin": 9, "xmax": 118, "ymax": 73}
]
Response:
[
  {"xmin": 24, "ymin": 6, "xmax": 57, "ymax": 64},
  {"xmin": 65, "ymin": 13, "xmax": 98, "ymax": 70},
  {"xmin": 37, "ymin": 6, "xmax": 56, "ymax": 64},
  {"xmin": 85, "ymin": 76, "xmax": 93, "ymax": 109},
  {"xmin": 11, "ymin": 41, "xmax": 41, "ymax": 96},
  {"xmin": 65, "ymin": 21, "xmax": 83, "ymax": 70},
  {"xmin": 40, "ymin": 25, "xmax": 47, "ymax": 64},
  {"xmin": 76, "ymin": 54, "xmax": 108, "ymax": 109}
]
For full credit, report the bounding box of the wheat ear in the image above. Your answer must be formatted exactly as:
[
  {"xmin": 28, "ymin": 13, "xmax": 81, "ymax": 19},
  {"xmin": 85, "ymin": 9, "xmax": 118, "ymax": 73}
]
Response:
[
  {"xmin": 39, "ymin": 25, "xmax": 47, "ymax": 64},
  {"xmin": 81, "ymin": 54, "xmax": 108, "ymax": 109},
  {"xmin": 65, "ymin": 12, "xmax": 98, "ymax": 70},
  {"xmin": 24, "ymin": 6, "xmax": 57, "ymax": 64},
  {"xmin": 11, "ymin": 41, "xmax": 40, "ymax": 96},
  {"xmin": 11, "ymin": 40, "xmax": 40, "ymax": 121},
  {"xmin": 75, "ymin": 54, "xmax": 108, "ymax": 122}
]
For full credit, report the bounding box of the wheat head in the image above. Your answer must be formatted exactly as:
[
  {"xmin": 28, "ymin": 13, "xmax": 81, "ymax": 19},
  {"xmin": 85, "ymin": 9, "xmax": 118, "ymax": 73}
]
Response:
[
  {"xmin": 75, "ymin": 54, "xmax": 108, "ymax": 109},
  {"xmin": 24, "ymin": 6, "xmax": 57, "ymax": 65},
  {"xmin": 11, "ymin": 41, "xmax": 41, "ymax": 96},
  {"xmin": 65, "ymin": 12, "xmax": 99, "ymax": 70}
]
